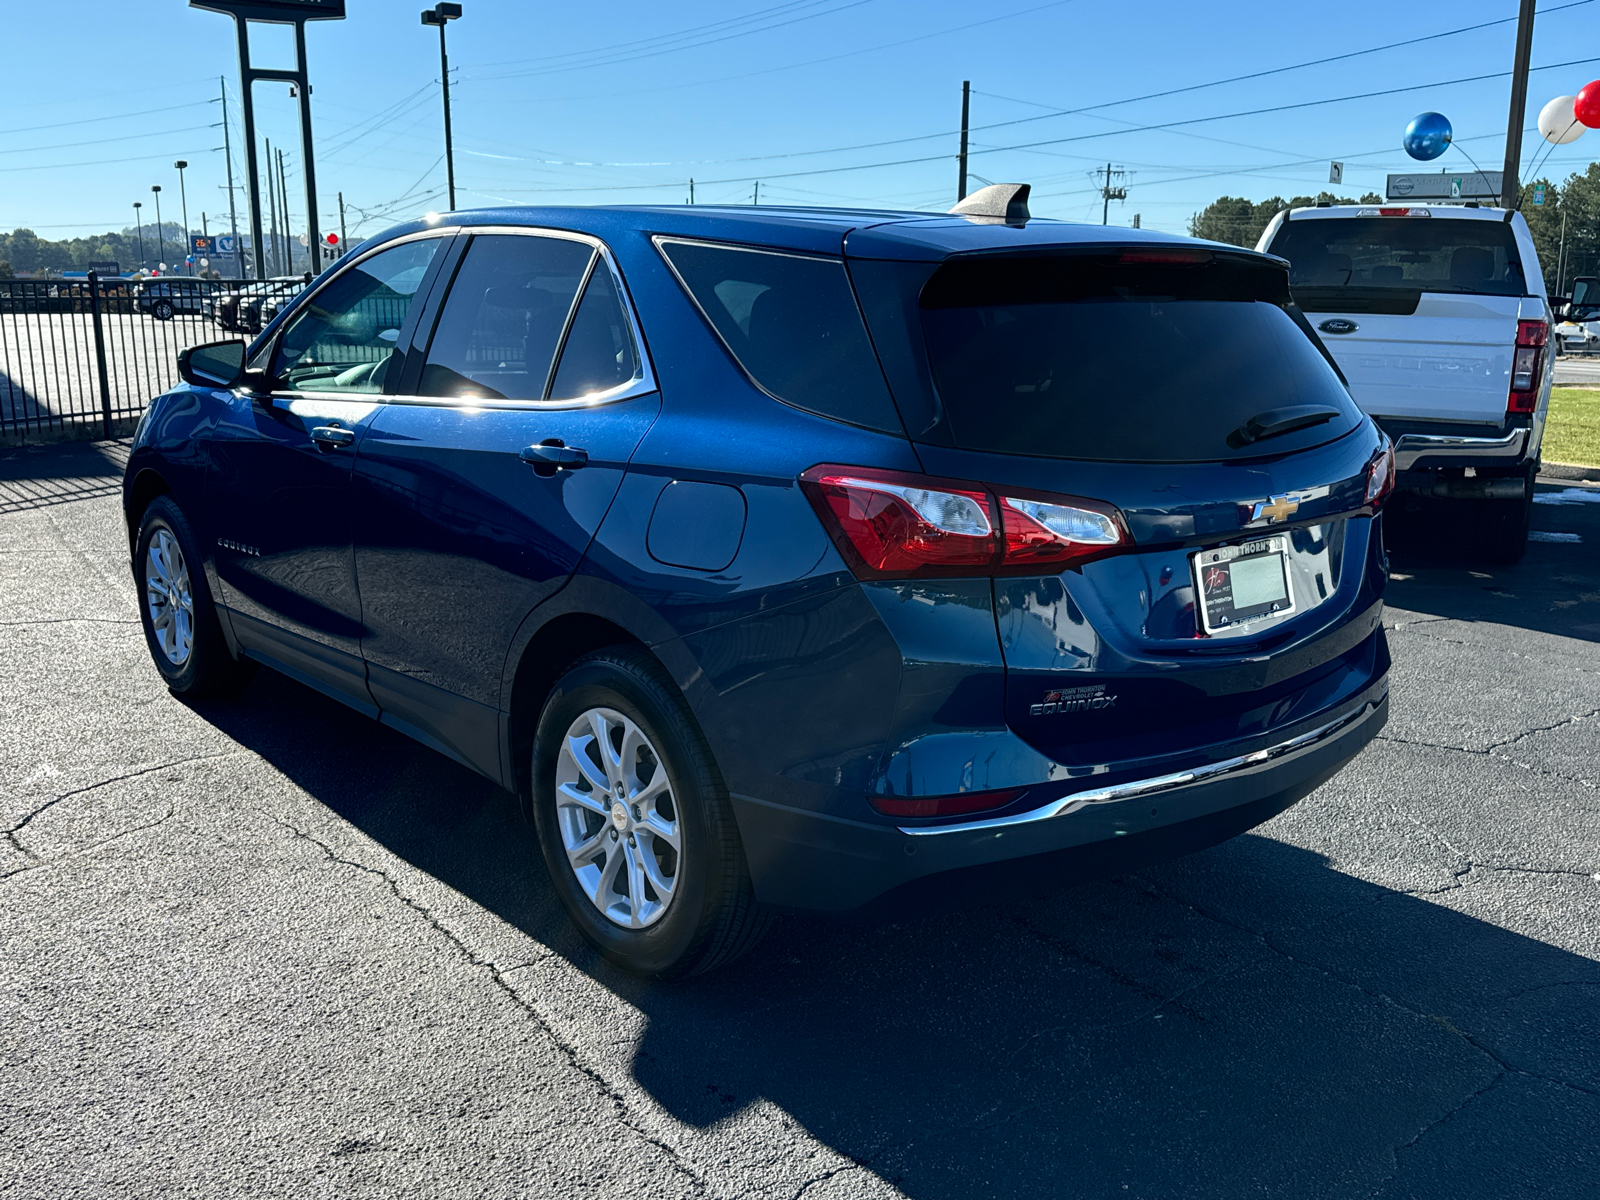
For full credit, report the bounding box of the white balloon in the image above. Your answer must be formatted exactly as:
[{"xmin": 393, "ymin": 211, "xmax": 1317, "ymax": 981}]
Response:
[{"xmin": 1539, "ymin": 95, "xmax": 1586, "ymax": 144}]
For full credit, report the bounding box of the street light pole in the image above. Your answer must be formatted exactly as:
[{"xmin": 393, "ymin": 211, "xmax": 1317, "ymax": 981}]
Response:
[
  {"xmin": 421, "ymin": 4, "xmax": 462, "ymax": 211},
  {"xmin": 174, "ymin": 160, "xmax": 191, "ymax": 274},
  {"xmin": 1501, "ymin": 0, "xmax": 1537, "ymax": 210},
  {"xmin": 151, "ymin": 185, "xmax": 165, "ymax": 271},
  {"xmin": 132, "ymin": 202, "xmax": 145, "ymax": 272}
]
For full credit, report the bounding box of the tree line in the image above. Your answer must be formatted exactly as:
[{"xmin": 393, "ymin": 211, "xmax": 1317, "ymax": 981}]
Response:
[
  {"xmin": 1189, "ymin": 164, "xmax": 1600, "ymax": 295},
  {"xmin": 0, "ymin": 222, "xmax": 223, "ymax": 278}
]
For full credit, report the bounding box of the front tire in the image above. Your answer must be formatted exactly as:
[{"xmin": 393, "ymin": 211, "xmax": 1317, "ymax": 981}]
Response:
[
  {"xmin": 134, "ymin": 496, "xmax": 256, "ymax": 697},
  {"xmin": 531, "ymin": 647, "xmax": 771, "ymax": 978},
  {"xmin": 151, "ymin": 299, "xmax": 174, "ymax": 321}
]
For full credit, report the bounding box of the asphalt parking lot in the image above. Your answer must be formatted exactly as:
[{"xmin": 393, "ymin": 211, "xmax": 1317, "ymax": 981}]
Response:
[{"xmin": 2, "ymin": 440, "xmax": 1597, "ymax": 1199}]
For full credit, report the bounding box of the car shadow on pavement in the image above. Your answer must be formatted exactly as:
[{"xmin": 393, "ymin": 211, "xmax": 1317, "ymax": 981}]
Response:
[
  {"xmin": 1384, "ymin": 483, "xmax": 1600, "ymax": 643},
  {"xmin": 188, "ymin": 668, "xmax": 1600, "ymax": 1199}
]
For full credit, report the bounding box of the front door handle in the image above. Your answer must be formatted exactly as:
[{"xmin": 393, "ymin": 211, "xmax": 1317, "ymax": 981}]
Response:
[
  {"xmin": 311, "ymin": 424, "xmax": 356, "ymax": 451},
  {"xmin": 519, "ymin": 440, "xmax": 588, "ymax": 474}
]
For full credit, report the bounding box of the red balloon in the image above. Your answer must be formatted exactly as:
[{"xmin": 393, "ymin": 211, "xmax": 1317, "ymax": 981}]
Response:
[{"xmin": 1575, "ymin": 80, "xmax": 1600, "ymax": 128}]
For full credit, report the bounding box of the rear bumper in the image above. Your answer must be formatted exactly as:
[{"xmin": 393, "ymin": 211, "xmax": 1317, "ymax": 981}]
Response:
[
  {"xmin": 1392, "ymin": 427, "xmax": 1527, "ymax": 472},
  {"xmin": 733, "ymin": 686, "xmax": 1388, "ymax": 912}
]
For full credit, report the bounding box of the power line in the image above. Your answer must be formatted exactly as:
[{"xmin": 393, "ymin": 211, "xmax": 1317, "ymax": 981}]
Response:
[
  {"xmin": 0, "ymin": 101, "xmax": 212, "ymax": 139},
  {"xmin": 0, "ymin": 124, "xmax": 217, "ymax": 158}
]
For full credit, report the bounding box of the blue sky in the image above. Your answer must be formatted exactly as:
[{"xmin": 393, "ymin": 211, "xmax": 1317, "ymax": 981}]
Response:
[{"xmin": 7, "ymin": 0, "xmax": 1600, "ymax": 241}]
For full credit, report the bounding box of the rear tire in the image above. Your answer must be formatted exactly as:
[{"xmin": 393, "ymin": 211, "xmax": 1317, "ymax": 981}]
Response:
[
  {"xmin": 531, "ymin": 647, "xmax": 772, "ymax": 978},
  {"xmin": 1481, "ymin": 472, "xmax": 1534, "ymax": 564},
  {"xmin": 151, "ymin": 299, "xmax": 174, "ymax": 321},
  {"xmin": 134, "ymin": 496, "xmax": 256, "ymax": 697}
]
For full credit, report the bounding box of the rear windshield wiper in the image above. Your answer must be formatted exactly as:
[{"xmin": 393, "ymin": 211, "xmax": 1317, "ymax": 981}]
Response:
[{"xmin": 1229, "ymin": 405, "xmax": 1340, "ymax": 448}]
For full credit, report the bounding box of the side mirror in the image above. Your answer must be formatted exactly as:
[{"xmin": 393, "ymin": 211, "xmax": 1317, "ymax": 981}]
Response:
[{"xmin": 178, "ymin": 339, "xmax": 246, "ymax": 389}]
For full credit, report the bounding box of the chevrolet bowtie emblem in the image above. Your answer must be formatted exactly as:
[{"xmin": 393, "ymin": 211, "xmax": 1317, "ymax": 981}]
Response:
[{"xmin": 1251, "ymin": 494, "xmax": 1301, "ymax": 524}]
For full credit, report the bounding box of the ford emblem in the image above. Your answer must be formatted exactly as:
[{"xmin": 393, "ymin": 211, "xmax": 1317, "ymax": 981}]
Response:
[{"xmin": 1319, "ymin": 318, "xmax": 1359, "ymax": 334}]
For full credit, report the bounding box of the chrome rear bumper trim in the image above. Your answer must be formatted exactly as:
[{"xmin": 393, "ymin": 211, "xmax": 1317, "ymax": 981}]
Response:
[
  {"xmin": 1393, "ymin": 428, "xmax": 1526, "ymax": 471},
  {"xmin": 899, "ymin": 699, "xmax": 1383, "ymax": 837}
]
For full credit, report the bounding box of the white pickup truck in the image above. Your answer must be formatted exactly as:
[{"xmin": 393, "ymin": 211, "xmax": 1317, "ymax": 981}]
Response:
[{"xmin": 1257, "ymin": 203, "xmax": 1550, "ymax": 562}]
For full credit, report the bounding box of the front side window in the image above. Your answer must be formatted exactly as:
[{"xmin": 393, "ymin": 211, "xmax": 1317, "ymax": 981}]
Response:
[
  {"xmin": 657, "ymin": 239, "xmax": 901, "ymax": 432},
  {"xmin": 272, "ymin": 238, "xmax": 442, "ymax": 394},
  {"xmin": 419, "ymin": 233, "xmax": 632, "ymax": 402}
]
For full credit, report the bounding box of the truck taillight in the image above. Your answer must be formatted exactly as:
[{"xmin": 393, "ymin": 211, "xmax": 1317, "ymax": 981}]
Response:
[
  {"xmin": 1508, "ymin": 319, "xmax": 1547, "ymax": 414},
  {"xmin": 799, "ymin": 465, "xmax": 1129, "ymax": 580},
  {"xmin": 1365, "ymin": 439, "xmax": 1395, "ymax": 507}
]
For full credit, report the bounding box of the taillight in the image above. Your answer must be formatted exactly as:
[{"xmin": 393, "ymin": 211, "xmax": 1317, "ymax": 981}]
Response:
[
  {"xmin": 1365, "ymin": 439, "xmax": 1395, "ymax": 508},
  {"xmin": 870, "ymin": 787, "xmax": 1026, "ymax": 818},
  {"xmin": 800, "ymin": 465, "xmax": 1130, "ymax": 580},
  {"xmin": 1508, "ymin": 319, "xmax": 1547, "ymax": 413}
]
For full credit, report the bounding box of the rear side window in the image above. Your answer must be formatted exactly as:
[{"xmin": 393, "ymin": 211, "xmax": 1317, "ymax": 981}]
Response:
[
  {"xmin": 657, "ymin": 239, "xmax": 902, "ymax": 433},
  {"xmin": 915, "ymin": 253, "xmax": 1361, "ymax": 463},
  {"xmin": 1268, "ymin": 216, "xmax": 1525, "ymax": 298},
  {"xmin": 419, "ymin": 233, "xmax": 592, "ymax": 401},
  {"xmin": 550, "ymin": 263, "xmax": 641, "ymax": 400}
]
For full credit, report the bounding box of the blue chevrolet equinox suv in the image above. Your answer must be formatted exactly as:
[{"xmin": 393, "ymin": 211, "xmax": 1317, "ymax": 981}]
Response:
[{"xmin": 124, "ymin": 185, "xmax": 1393, "ymax": 976}]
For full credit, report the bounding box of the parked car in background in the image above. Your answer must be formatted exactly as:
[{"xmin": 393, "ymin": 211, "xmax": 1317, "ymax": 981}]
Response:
[
  {"xmin": 1554, "ymin": 274, "xmax": 1599, "ymax": 353},
  {"xmin": 125, "ymin": 191, "xmax": 1393, "ymax": 976},
  {"xmin": 214, "ymin": 278, "xmax": 305, "ymax": 334},
  {"xmin": 137, "ymin": 278, "xmax": 221, "ymax": 321},
  {"xmin": 1258, "ymin": 203, "xmax": 1550, "ymax": 561}
]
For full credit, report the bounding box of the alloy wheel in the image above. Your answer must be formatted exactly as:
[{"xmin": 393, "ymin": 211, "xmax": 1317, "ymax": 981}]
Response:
[
  {"xmin": 554, "ymin": 706, "xmax": 682, "ymax": 929},
  {"xmin": 145, "ymin": 528, "xmax": 194, "ymax": 666}
]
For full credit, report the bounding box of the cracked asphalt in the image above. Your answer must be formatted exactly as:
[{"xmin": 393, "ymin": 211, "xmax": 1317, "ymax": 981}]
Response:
[{"xmin": 2, "ymin": 439, "xmax": 1597, "ymax": 1200}]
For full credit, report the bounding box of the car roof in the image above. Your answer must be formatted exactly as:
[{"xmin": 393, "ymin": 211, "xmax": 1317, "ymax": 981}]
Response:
[{"xmin": 361, "ymin": 203, "xmax": 1262, "ymax": 263}]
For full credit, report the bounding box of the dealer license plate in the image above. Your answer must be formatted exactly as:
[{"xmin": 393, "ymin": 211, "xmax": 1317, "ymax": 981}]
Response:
[{"xmin": 1192, "ymin": 537, "xmax": 1295, "ymax": 634}]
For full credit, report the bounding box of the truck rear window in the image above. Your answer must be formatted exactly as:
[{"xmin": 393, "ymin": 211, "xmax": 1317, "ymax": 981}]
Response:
[
  {"xmin": 1268, "ymin": 217, "xmax": 1525, "ymax": 298},
  {"xmin": 913, "ymin": 253, "xmax": 1361, "ymax": 463}
]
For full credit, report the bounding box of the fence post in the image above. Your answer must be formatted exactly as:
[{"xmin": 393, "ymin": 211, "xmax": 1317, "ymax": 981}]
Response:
[{"xmin": 86, "ymin": 271, "xmax": 114, "ymax": 440}]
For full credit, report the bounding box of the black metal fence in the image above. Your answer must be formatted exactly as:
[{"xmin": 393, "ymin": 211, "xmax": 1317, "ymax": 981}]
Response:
[{"xmin": 0, "ymin": 274, "xmax": 306, "ymax": 444}]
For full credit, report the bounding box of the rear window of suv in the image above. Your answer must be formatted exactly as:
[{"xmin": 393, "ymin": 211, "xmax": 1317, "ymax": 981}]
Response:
[
  {"xmin": 904, "ymin": 251, "xmax": 1361, "ymax": 463},
  {"xmin": 1267, "ymin": 216, "xmax": 1526, "ymax": 301}
]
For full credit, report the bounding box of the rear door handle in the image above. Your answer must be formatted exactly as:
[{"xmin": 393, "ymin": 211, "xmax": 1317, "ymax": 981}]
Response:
[
  {"xmin": 519, "ymin": 441, "xmax": 588, "ymax": 472},
  {"xmin": 311, "ymin": 424, "xmax": 356, "ymax": 451}
]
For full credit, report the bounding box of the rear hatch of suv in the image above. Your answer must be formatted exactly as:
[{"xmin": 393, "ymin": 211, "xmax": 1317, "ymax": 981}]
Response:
[
  {"xmin": 846, "ymin": 230, "xmax": 1389, "ymax": 774},
  {"xmin": 1262, "ymin": 210, "xmax": 1528, "ymax": 424}
]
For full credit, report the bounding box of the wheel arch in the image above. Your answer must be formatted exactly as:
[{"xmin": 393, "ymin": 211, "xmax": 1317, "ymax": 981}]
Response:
[{"xmin": 124, "ymin": 467, "xmax": 171, "ymax": 556}]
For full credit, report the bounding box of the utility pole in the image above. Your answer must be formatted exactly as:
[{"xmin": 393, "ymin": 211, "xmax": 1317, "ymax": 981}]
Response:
[
  {"xmin": 132, "ymin": 202, "xmax": 145, "ymax": 272},
  {"xmin": 753, "ymin": 180, "xmax": 760, "ymax": 205},
  {"xmin": 338, "ymin": 191, "xmax": 348, "ymax": 258},
  {"xmin": 689, "ymin": 178, "xmax": 695, "ymax": 204},
  {"xmin": 278, "ymin": 147, "xmax": 292, "ymax": 272},
  {"xmin": 1558, "ymin": 203, "xmax": 1569, "ymax": 295},
  {"xmin": 421, "ymin": 5, "xmax": 462, "ymax": 211},
  {"xmin": 174, "ymin": 160, "xmax": 191, "ymax": 274},
  {"xmin": 957, "ymin": 80, "xmax": 971, "ymax": 203},
  {"xmin": 219, "ymin": 76, "xmax": 242, "ymax": 278},
  {"xmin": 1098, "ymin": 163, "xmax": 1128, "ymax": 225},
  {"xmin": 151, "ymin": 185, "xmax": 165, "ymax": 269},
  {"xmin": 265, "ymin": 138, "xmax": 279, "ymax": 275},
  {"xmin": 1501, "ymin": 0, "xmax": 1537, "ymax": 209}
]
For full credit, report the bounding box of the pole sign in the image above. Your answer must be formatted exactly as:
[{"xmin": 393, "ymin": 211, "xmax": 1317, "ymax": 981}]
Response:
[
  {"xmin": 1387, "ymin": 171, "xmax": 1502, "ymax": 202},
  {"xmin": 190, "ymin": 1, "xmax": 345, "ymax": 19},
  {"xmin": 190, "ymin": 235, "xmax": 215, "ymax": 255},
  {"xmin": 1533, "ymin": 186, "xmax": 1546, "ymax": 206},
  {"xmin": 87, "ymin": 261, "xmax": 120, "ymax": 276},
  {"xmin": 216, "ymin": 235, "xmax": 237, "ymax": 255}
]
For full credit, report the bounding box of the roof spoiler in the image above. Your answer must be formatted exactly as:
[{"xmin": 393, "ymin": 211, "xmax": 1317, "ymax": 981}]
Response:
[{"xmin": 949, "ymin": 182, "xmax": 1031, "ymax": 224}]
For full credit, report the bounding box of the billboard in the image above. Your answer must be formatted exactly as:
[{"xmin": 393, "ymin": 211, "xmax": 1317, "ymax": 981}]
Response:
[{"xmin": 190, "ymin": 0, "xmax": 345, "ymax": 20}]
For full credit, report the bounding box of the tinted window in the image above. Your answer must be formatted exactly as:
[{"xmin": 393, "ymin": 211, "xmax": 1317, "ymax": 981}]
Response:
[
  {"xmin": 1268, "ymin": 217, "xmax": 1525, "ymax": 296},
  {"xmin": 917, "ymin": 254, "xmax": 1361, "ymax": 463},
  {"xmin": 550, "ymin": 263, "xmax": 641, "ymax": 399},
  {"xmin": 420, "ymin": 234, "xmax": 593, "ymax": 400},
  {"xmin": 658, "ymin": 240, "xmax": 901, "ymax": 432},
  {"xmin": 273, "ymin": 238, "xmax": 441, "ymax": 394}
]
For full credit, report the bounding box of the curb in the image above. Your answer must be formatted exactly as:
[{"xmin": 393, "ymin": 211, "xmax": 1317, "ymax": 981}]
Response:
[{"xmin": 1540, "ymin": 461, "xmax": 1600, "ymax": 483}]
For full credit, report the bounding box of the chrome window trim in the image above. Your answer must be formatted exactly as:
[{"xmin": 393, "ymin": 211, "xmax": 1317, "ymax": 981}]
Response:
[
  {"xmin": 898, "ymin": 697, "xmax": 1385, "ymax": 837},
  {"xmin": 384, "ymin": 224, "xmax": 657, "ymax": 411}
]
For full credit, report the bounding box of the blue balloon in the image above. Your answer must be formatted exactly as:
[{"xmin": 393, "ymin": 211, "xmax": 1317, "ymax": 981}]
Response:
[{"xmin": 1404, "ymin": 112, "xmax": 1453, "ymax": 161}]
